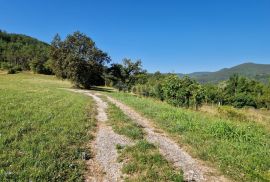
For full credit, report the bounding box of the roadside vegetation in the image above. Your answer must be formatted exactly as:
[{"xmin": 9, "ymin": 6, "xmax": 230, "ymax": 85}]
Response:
[
  {"xmin": 106, "ymin": 91, "xmax": 270, "ymax": 182},
  {"xmin": 107, "ymin": 103, "xmax": 144, "ymax": 140},
  {"xmin": 201, "ymin": 105, "xmax": 270, "ymax": 131},
  {"xmin": 0, "ymin": 73, "xmax": 96, "ymax": 181}
]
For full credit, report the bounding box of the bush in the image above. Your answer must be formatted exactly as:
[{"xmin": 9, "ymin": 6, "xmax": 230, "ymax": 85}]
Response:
[
  {"xmin": 115, "ymin": 82, "xmax": 128, "ymax": 92},
  {"xmin": 1, "ymin": 62, "xmax": 13, "ymax": 70},
  {"xmin": 30, "ymin": 58, "xmax": 53, "ymax": 75},
  {"xmin": 7, "ymin": 68, "xmax": 16, "ymax": 74},
  {"xmin": 232, "ymin": 93, "xmax": 256, "ymax": 108}
]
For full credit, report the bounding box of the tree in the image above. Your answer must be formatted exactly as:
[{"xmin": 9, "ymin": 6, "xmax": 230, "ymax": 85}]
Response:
[
  {"xmin": 162, "ymin": 75, "xmax": 205, "ymax": 109},
  {"xmin": 105, "ymin": 58, "xmax": 145, "ymax": 91},
  {"xmin": 190, "ymin": 83, "xmax": 205, "ymax": 110},
  {"xmin": 50, "ymin": 31, "xmax": 110, "ymax": 88},
  {"xmin": 262, "ymin": 81, "xmax": 270, "ymax": 109}
]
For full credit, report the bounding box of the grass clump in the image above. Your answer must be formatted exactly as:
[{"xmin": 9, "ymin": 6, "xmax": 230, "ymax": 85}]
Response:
[
  {"xmin": 118, "ymin": 140, "xmax": 183, "ymax": 182},
  {"xmin": 0, "ymin": 72, "xmax": 96, "ymax": 181},
  {"xmin": 107, "ymin": 92, "xmax": 270, "ymax": 182},
  {"xmin": 107, "ymin": 103, "xmax": 144, "ymax": 140},
  {"xmin": 217, "ymin": 105, "xmax": 248, "ymax": 121}
]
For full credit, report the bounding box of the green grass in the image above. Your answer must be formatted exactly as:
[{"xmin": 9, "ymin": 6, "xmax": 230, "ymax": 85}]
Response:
[
  {"xmin": 106, "ymin": 92, "xmax": 270, "ymax": 182},
  {"xmin": 0, "ymin": 72, "xmax": 96, "ymax": 181},
  {"xmin": 118, "ymin": 140, "xmax": 183, "ymax": 182},
  {"xmin": 107, "ymin": 103, "xmax": 144, "ymax": 140},
  {"xmin": 104, "ymin": 95, "xmax": 183, "ymax": 181}
]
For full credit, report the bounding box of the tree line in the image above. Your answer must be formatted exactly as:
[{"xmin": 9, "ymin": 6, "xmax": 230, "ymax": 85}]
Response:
[
  {"xmin": 1, "ymin": 30, "xmax": 269, "ymax": 109},
  {"xmin": 129, "ymin": 73, "xmax": 270, "ymax": 109}
]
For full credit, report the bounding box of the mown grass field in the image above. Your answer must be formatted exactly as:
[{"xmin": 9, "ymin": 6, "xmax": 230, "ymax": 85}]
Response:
[
  {"xmin": 106, "ymin": 91, "xmax": 270, "ymax": 182},
  {"xmin": 0, "ymin": 72, "xmax": 96, "ymax": 181}
]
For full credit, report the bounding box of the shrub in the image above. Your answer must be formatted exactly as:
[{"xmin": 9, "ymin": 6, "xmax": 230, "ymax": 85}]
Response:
[
  {"xmin": 7, "ymin": 68, "xmax": 16, "ymax": 74},
  {"xmin": 232, "ymin": 93, "xmax": 256, "ymax": 108}
]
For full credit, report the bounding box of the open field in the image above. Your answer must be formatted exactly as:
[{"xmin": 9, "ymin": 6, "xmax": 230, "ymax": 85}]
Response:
[
  {"xmin": 105, "ymin": 91, "xmax": 270, "ymax": 182},
  {"xmin": 0, "ymin": 73, "xmax": 96, "ymax": 181}
]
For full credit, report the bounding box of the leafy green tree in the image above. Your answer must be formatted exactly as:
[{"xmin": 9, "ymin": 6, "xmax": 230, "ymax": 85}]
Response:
[
  {"xmin": 190, "ymin": 83, "xmax": 205, "ymax": 110},
  {"xmin": 50, "ymin": 31, "xmax": 110, "ymax": 88},
  {"xmin": 162, "ymin": 75, "xmax": 202, "ymax": 108},
  {"xmin": 262, "ymin": 81, "xmax": 270, "ymax": 109},
  {"xmin": 106, "ymin": 58, "xmax": 145, "ymax": 91}
]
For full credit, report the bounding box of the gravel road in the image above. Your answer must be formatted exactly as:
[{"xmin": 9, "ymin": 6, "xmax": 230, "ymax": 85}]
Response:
[
  {"xmin": 71, "ymin": 90, "xmax": 132, "ymax": 182},
  {"xmin": 70, "ymin": 89, "xmax": 230, "ymax": 182},
  {"xmin": 106, "ymin": 95, "xmax": 230, "ymax": 182}
]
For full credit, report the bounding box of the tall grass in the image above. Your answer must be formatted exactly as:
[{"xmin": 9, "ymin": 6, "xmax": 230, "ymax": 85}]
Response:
[
  {"xmin": 0, "ymin": 73, "xmax": 96, "ymax": 181},
  {"xmin": 107, "ymin": 92, "xmax": 270, "ymax": 182}
]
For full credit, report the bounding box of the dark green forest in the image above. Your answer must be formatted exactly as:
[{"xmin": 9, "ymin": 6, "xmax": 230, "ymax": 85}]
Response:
[
  {"xmin": 0, "ymin": 30, "xmax": 51, "ymax": 74},
  {"xmin": 1, "ymin": 30, "xmax": 269, "ymax": 109}
]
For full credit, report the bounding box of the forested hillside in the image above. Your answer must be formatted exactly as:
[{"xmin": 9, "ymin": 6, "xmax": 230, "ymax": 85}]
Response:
[
  {"xmin": 179, "ymin": 63, "xmax": 270, "ymax": 83},
  {"xmin": 0, "ymin": 30, "xmax": 51, "ymax": 74}
]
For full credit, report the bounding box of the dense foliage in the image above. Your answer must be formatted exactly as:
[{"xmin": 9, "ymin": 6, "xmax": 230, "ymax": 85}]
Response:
[
  {"xmin": 106, "ymin": 60, "xmax": 270, "ymax": 110},
  {"xmin": 50, "ymin": 32, "xmax": 110, "ymax": 88},
  {"xmin": 131, "ymin": 74, "xmax": 205, "ymax": 110},
  {"xmin": 105, "ymin": 58, "xmax": 146, "ymax": 91},
  {"xmin": 203, "ymin": 74, "xmax": 270, "ymax": 108},
  {"xmin": 0, "ymin": 30, "xmax": 52, "ymax": 74}
]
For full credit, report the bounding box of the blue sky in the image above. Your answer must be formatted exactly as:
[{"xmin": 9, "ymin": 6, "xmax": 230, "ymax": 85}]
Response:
[{"xmin": 1, "ymin": 0, "xmax": 270, "ymax": 73}]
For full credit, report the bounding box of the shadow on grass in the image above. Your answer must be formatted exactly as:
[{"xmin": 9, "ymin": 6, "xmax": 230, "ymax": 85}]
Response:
[{"xmin": 90, "ymin": 86, "xmax": 114, "ymax": 93}]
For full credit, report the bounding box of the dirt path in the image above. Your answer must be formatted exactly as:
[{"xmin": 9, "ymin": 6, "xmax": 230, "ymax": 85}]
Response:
[
  {"xmin": 106, "ymin": 96, "xmax": 230, "ymax": 182},
  {"xmin": 71, "ymin": 90, "xmax": 132, "ymax": 182}
]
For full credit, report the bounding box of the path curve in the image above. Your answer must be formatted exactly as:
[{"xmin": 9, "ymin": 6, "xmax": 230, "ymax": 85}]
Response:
[
  {"xmin": 71, "ymin": 90, "xmax": 132, "ymax": 182},
  {"xmin": 106, "ymin": 95, "xmax": 230, "ymax": 182}
]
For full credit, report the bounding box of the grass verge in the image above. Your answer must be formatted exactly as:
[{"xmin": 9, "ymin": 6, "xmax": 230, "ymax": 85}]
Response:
[
  {"xmin": 118, "ymin": 140, "xmax": 183, "ymax": 182},
  {"xmin": 107, "ymin": 102, "xmax": 144, "ymax": 140},
  {"xmin": 106, "ymin": 91, "xmax": 270, "ymax": 182},
  {"xmin": 0, "ymin": 72, "xmax": 96, "ymax": 181}
]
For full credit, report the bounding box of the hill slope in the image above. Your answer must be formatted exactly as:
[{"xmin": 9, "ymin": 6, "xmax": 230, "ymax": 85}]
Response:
[
  {"xmin": 179, "ymin": 63, "xmax": 270, "ymax": 83},
  {"xmin": 0, "ymin": 30, "xmax": 50, "ymax": 70}
]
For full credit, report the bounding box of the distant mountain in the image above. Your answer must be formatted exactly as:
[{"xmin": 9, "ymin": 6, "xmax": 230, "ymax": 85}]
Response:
[{"xmin": 178, "ymin": 63, "xmax": 270, "ymax": 83}]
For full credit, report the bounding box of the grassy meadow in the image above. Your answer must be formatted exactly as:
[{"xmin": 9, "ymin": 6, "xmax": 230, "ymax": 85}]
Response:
[
  {"xmin": 106, "ymin": 91, "xmax": 270, "ymax": 182},
  {"xmin": 0, "ymin": 72, "xmax": 96, "ymax": 181}
]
